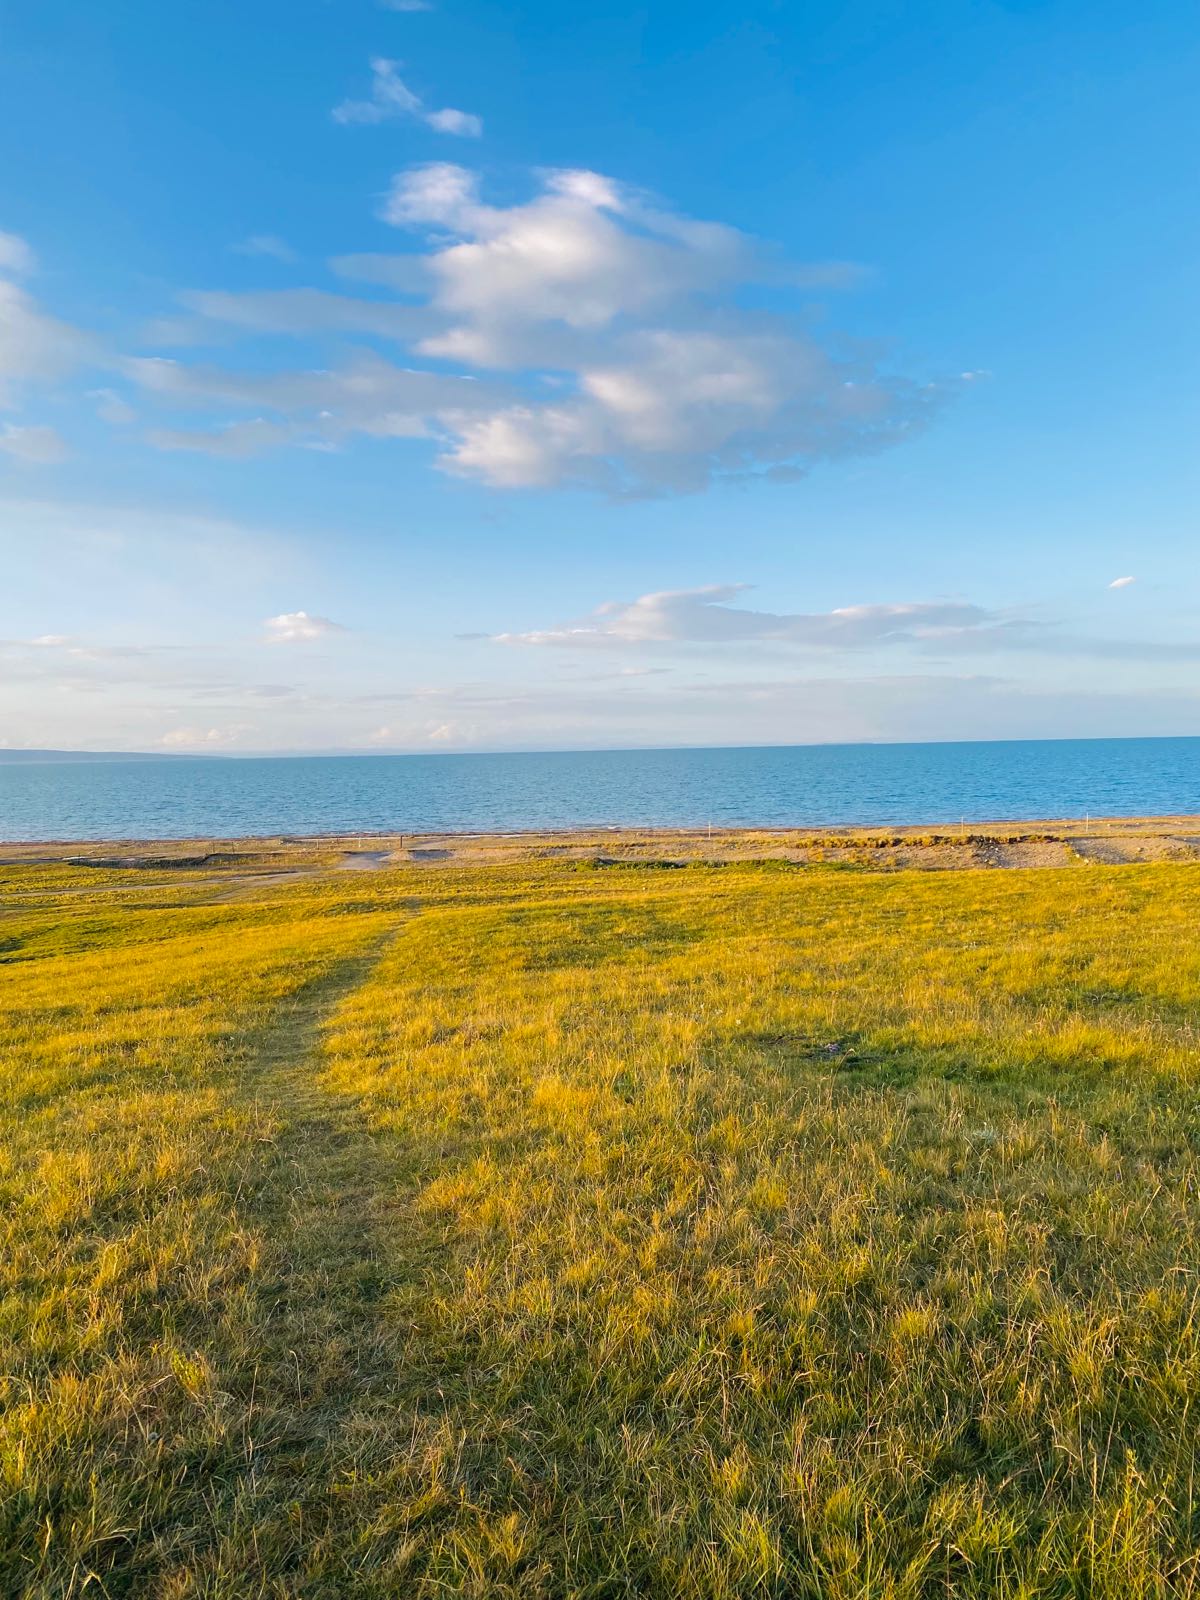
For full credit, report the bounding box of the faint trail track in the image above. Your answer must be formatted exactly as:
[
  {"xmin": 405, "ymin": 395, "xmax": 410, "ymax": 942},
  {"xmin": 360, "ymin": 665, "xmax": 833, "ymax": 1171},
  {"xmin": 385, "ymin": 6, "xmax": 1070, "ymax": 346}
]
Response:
[
  {"xmin": 201, "ymin": 917, "xmax": 423, "ymax": 1580},
  {"xmin": 239, "ymin": 916, "xmax": 408, "ymax": 1319}
]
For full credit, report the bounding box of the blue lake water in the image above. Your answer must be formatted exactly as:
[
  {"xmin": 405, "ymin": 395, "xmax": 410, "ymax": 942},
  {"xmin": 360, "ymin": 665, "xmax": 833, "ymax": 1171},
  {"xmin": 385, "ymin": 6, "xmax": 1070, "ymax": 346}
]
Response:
[{"xmin": 3, "ymin": 738, "xmax": 1200, "ymax": 842}]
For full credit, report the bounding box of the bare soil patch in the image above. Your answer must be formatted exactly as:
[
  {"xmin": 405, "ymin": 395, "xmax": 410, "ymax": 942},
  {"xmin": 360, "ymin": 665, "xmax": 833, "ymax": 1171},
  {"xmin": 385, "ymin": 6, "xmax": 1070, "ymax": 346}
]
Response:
[
  {"xmin": 974, "ymin": 838, "xmax": 1080, "ymax": 869},
  {"xmin": 1070, "ymin": 835, "xmax": 1198, "ymax": 865}
]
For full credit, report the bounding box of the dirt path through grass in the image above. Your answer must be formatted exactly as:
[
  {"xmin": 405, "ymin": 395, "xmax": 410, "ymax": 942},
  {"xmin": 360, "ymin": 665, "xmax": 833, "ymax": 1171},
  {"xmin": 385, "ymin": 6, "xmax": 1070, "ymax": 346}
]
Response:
[{"xmin": 191, "ymin": 919, "xmax": 426, "ymax": 1589}]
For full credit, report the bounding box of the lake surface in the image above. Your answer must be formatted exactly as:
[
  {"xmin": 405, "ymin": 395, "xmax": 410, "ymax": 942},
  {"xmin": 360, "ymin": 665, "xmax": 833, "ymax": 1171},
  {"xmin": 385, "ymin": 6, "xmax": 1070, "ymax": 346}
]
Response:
[{"xmin": 3, "ymin": 738, "xmax": 1200, "ymax": 842}]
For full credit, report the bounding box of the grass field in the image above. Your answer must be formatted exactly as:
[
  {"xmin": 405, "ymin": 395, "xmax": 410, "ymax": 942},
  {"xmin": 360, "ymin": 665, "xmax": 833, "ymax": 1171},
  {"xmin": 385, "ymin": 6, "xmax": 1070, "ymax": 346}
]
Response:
[{"xmin": 4, "ymin": 847, "xmax": 1200, "ymax": 1596}]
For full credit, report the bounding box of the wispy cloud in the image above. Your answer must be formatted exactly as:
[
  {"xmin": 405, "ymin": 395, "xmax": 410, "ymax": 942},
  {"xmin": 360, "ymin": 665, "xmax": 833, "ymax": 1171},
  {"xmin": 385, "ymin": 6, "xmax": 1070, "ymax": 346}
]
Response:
[
  {"xmin": 262, "ymin": 610, "xmax": 345, "ymax": 643},
  {"xmin": 177, "ymin": 287, "xmax": 427, "ymax": 341},
  {"xmin": 231, "ymin": 234, "xmax": 297, "ymax": 263},
  {"xmin": 0, "ymin": 423, "xmax": 68, "ymax": 465},
  {"xmin": 1109, "ymin": 575, "xmax": 1136, "ymax": 589},
  {"xmin": 332, "ymin": 58, "xmax": 481, "ymax": 137},
  {"xmin": 89, "ymin": 388, "xmax": 136, "ymax": 425},
  {"xmin": 0, "ymin": 240, "xmax": 96, "ymax": 406},
  {"xmin": 328, "ymin": 252, "xmax": 429, "ymax": 293},
  {"xmin": 493, "ymin": 585, "xmax": 999, "ymax": 649},
  {"xmin": 148, "ymin": 418, "xmax": 298, "ymax": 458},
  {"xmin": 130, "ymin": 348, "xmax": 506, "ymax": 453},
  {"xmin": 0, "ymin": 230, "xmax": 36, "ymax": 275},
  {"xmin": 491, "ymin": 582, "xmax": 1200, "ymax": 666}
]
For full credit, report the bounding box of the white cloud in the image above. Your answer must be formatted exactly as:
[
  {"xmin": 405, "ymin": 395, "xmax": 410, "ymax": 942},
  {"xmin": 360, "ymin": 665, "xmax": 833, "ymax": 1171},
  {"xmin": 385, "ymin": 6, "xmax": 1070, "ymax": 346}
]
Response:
[
  {"xmin": 0, "ymin": 231, "xmax": 36, "ymax": 275},
  {"xmin": 332, "ymin": 58, "xmax": 481, "ymax": 137},
  {"xmin": 379, "ymin": 165, "xmax": 938, "ymax": 489},
  {"xmin": 0, "ymin": 423, "xmax": 68, "ymax": 464},
  {"xmin": 494, "ymin": 585, "xmax": 999, "ymax": 649},
  {"xmin": 262, "ymin": 610, "xmax": 344, "ymax": 643},
  {"xmin": 424, "ymin": 107, "xmax": 483, "ymax": 137},
  {"xmin": 1109, "ymin": 575, "xmax": 1136, "ymax": 589},
  {"xmin": 381, "ymin": 164, "xmax": 749, "ymax": 331},
  {"xmin": 438, "ymin": 328, "xmax": 935, "ymax": 493},
  {"xmin": 379, "ymin": 160, "xmax": 480, "ymax": 227},
  {"xmin": 232, "ymin": 234, "xmax": 296, "ymax": 262},
  {"xmin": 133, "ymin": 167, "xmax": 941, "ymax": 492}
]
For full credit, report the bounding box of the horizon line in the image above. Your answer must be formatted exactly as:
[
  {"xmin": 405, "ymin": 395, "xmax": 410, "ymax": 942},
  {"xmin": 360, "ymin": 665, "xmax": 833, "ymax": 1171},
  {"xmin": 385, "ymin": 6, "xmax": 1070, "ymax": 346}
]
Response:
[{"xmin": 4, "ymin": 732, "xmax": 1200, "ymax": 764}]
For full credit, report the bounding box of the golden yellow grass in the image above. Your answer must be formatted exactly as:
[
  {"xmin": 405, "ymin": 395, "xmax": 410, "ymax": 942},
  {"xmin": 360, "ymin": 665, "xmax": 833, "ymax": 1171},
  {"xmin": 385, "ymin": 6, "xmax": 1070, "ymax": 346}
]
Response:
[{"xmin": 3, "ymin": 854, "xmax": 1200, "ymax": 1596}]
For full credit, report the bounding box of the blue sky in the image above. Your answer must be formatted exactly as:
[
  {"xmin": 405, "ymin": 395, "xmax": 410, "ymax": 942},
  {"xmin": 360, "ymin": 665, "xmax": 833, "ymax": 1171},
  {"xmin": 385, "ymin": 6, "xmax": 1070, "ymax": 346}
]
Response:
[{"xmin": 1, "ymin": 0, "xmax": 1197, "ymax": 752}]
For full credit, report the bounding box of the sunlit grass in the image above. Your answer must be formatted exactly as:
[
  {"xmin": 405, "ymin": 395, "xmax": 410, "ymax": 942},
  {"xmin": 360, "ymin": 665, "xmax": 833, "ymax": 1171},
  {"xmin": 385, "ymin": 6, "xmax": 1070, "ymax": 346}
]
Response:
[{"xmin": 3, "ymin": 857, "xmax": 1200, "ymax": 1594}]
